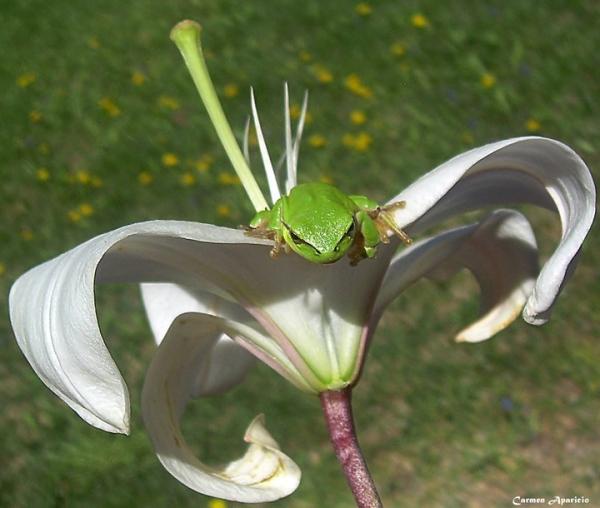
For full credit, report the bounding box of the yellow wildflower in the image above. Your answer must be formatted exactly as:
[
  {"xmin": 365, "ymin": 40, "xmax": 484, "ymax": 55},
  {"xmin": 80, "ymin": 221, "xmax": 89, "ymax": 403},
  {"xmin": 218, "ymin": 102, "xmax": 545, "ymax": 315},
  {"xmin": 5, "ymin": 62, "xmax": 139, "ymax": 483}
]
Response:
[
  {"xmin": 354, "ymin": 132, "xmax": 373, "ymax": 151},
  {"xmin": 195, "ymin": 154, "xmax": 214, "ymax": 173},
  {"xmin": 390, "ymin": 42, "xmax": 406, "ymax": 57},
  {"xmin": 525, "ymin": 118, "xmax": 541, "ymax": 132},
  {"xmin": 36, "ymin": 168, "xmax": 50, "ymax": 182},
  {"xmin": 461, "ymin": 131, "xmax": 474, "ymax": 145},
  {"xmin": 17, "ymin": 72, "xmax": 36, "ymax": 88},
  {"xmin": 67, "ymin": 210, "xmax": 82, "ymax": 223},
  {"xmin": 87, "ymin": 36, "xmax": 100, "ymax": 49},
  {"xmin": 480, "ymin": 72, "xmax": 496, "ymax": 89},
  {"xmin": 75, "ymin": 170, "xmax": 91, "ymax": 185},
  {"xmin": 299, "ymin": 50, "xmax": 312, "ymax": 63},
  {"xmin": 247, "ymin": 128, "xmax": 258, "ymax": 147},
  {"xmin": 289, "ymin": 104, "xmax": 301, "ymax": 120},
  {"xmin": 91, "ymin": 176, "xmax": 103, "ymax": 188},
  {"xmin": 180, "ymin": 172, "xmax": 196, "ymax": 186},
  {"xmin": 131, "ymin": 71, "xmax": 146, "ymax": 86},
  {"xmin": 208, "ymin": 500, "xmax": 228, "ymax": 508},
  {"xmin": 313, "ymin": 65, "xmax": 334, "ymax": 84},
  {"xmin": 288, "ymin": 105, "xmax": 314, "ymax": 124},
  {"xmin": 79, "ymin": 203, "xmax": 94, "ymax": 217},
  {"xmin": 411, "ymin": 13, "xmax": 430, "ymax": 28},
  {"xmin": 223, "ymin": 83, "xmax": 239, "ymax": 98},
  {"xmin": 344, "ymin": 74, "xmax": 373, "ymax": 99},
  {"xmin": 158, "ymin": 95, "xmax": 180, "ymax": 110},
  {"xmin": 350, "ymin": 110, "xmax": 367, "ymax": 125},
  {"xmin": 319, "ymin": 175, "xmax": 334, "ymax": 185},
  {"xmin": 0, "ymin": 262, "xmax": 5, "ymax": 276},
  {"xmin": 196, "ymin": 160, "xmax": 210, "ymax": 173},
  {"xmin": 162, "ymin": 153, "xmax": 179, "ymax": 167},
  {"xmin": 218, "ymin": 171, "xmax": 241, "ymax": 185},
  {"xmin": 216, "ymin": 204, "xmax": 232, "ymax": 217},
  {"xmin": 355, "ymin": 3, "xmax": 372, "ymax": 16},
  {"xmin": 20, "ymin": 228, "xmax": 34, "ymax": 241},
  {"xmin": 98, "ymin": 97, "xmax": 121, "ymax": 117},
  {"xmin": 29, "ymin": 110, "xmax": 43, "ymax": 123},
  {"xmin": 342, "ymin": 132, "xmax": 373, "ymax": 152},
  {"xmin": 308, "ymin": 134, "xmax": 327, "ymax": 148},
  {"xmin": 138, "ymin": 171, "xmax": 154, "ymax": 185}
]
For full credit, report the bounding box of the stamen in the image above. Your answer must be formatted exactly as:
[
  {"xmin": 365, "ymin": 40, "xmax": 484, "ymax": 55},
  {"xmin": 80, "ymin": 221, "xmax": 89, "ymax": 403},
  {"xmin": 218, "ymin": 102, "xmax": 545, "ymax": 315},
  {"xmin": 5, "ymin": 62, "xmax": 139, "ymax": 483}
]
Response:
[
  {"xmin": 284, "ymin": 83, "xmax": 294, "ymax": 194},
  {"xmin": 275, "ymin": 151, "xmax": 287, "ymax": 175},
  {"xmin": 251, "ymin": 88, "xmax": 281, "ymax": 203},
  {"xmin": 289, "ymin": 90, "xmax": 309, "ymax": 191},
  {"xmin": 242, "ymin": 116, "xmax": 251, "ymax": 163}
]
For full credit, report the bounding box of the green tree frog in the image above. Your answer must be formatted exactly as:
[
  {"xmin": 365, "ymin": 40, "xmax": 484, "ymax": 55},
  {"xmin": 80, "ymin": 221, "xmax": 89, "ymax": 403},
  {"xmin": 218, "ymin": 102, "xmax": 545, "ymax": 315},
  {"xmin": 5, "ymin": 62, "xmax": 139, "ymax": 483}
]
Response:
[{"xmin": 247, "ymin": 182, "xmax": 411, "ymax": 265}]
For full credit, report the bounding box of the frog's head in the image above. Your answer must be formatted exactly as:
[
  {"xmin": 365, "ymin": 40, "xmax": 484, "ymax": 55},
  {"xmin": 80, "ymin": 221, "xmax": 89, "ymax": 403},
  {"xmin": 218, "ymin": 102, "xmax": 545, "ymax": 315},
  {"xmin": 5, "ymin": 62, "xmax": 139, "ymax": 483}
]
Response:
[{"xmin": 281, "ymin": 214, "xmax": 356, "ymax": 264}]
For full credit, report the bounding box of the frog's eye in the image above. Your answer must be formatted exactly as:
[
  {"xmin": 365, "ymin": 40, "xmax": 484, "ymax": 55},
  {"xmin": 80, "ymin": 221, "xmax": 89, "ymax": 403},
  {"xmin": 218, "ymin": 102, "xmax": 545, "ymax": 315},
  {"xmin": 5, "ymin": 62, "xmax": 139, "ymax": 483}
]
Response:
[
  {"xmin": 335, "ymin": 222, "xmax": 355, "ymax": 251},
  {"xmin": 289, "ymin": 230, "xmax": 320, "ymax": 254},
  {"xmin": 346, "ymin": 222, "xmax": 356, "ymax": 237}
]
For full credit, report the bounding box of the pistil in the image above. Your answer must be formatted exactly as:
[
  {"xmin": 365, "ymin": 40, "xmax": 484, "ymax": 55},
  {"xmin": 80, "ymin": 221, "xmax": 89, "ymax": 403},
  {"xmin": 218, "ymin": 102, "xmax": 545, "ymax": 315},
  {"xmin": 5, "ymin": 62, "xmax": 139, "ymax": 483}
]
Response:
[{"xmin": 170, "ymin": 20, "xmax": 269, "ymax": 212}]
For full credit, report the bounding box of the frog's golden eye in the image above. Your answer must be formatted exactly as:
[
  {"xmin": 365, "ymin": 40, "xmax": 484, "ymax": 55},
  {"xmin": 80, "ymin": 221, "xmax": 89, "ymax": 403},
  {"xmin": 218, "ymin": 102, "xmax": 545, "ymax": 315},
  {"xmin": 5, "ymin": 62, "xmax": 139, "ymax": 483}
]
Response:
[
  {"xmin": 289, "ymin": 231, "xmax": 303, "ymax": 244},
  {"xmin": 334, "ymin": 222, "xmax": 355, "ymax": 251},
  {"xmin": 289, "ymin": 230, "xmax": 320, "ymax": 254}
]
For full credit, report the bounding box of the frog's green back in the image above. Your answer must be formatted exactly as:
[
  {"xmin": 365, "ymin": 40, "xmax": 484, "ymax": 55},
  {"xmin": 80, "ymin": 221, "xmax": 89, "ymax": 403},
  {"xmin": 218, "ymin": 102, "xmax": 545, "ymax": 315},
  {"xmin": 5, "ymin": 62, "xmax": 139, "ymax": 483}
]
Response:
[{"xmin": 284, "ymin": 182, "xmax": 356, "ymax": 253}]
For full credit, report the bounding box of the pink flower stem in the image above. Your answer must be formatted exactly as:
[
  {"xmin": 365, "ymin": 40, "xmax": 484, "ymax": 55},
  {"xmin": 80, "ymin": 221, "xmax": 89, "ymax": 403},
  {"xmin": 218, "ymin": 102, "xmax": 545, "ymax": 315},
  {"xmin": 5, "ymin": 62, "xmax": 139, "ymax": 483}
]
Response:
[{"xmin": 320, "ymin": 388, "xmax": 383, "ymax": 508}]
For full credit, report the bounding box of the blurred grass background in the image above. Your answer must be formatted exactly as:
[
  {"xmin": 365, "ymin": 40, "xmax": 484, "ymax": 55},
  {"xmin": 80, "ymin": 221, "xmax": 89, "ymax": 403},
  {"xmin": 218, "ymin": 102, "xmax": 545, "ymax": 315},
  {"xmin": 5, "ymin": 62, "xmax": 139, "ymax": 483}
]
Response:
[{"xmin": 1, "ymin": 0, "xmax": 599, "ymax": 507}]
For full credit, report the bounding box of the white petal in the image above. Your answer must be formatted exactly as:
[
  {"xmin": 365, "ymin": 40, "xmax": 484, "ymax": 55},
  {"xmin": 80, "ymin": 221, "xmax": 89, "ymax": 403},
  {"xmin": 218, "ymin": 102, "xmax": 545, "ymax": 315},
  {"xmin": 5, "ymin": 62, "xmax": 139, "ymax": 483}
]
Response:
[
  {"xmin": 374, "ymin": 210, "xmax": 539, "ymax": 342},
  {"xmin": 109, "ymin": 229, "xmax": 394, "ymax": 390},
  {"xmin": 141, "ymin": 283, "xmax": 256, "ymax": 395},
  {"xmin": 451, "ymin": 210, "xmax": 538, "ymax": 342},
  {"xmin": 11, "ymin": 216, "xmax": 383, "ymax": 435},
  {"xmin": 109, "ymin": 230, "xmax": 392, "ymax": 390},
  {"xmin": 9, "ymin": 220, "xmax": 271, "ymax": 434},
  {"xmin": 388, "ymin": 137, "xmax": 595, "ymax": 325},
  {"xmin": 141, "ymin": 282, "xmax": 253, "ymax": 344},
  {"xmin": 142, "ymin": 313, "xmax": 301, "ymax": 502}
]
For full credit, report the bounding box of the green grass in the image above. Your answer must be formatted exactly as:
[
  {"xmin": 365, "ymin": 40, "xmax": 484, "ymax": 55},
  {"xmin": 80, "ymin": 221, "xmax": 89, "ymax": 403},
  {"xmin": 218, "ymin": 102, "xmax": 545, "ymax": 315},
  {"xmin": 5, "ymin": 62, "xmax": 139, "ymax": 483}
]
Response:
[{"xmin": 1, "ymin": 1, "xmax": 599, "ymax": 507}]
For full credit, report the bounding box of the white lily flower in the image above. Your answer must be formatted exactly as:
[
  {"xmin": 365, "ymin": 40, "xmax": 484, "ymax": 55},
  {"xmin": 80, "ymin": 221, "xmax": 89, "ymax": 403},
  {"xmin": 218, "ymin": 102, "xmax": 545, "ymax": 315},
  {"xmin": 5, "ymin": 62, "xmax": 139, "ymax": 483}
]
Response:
[{"xmin": 9, "ymin": 19, "xmax": 595, "ymax": 506}]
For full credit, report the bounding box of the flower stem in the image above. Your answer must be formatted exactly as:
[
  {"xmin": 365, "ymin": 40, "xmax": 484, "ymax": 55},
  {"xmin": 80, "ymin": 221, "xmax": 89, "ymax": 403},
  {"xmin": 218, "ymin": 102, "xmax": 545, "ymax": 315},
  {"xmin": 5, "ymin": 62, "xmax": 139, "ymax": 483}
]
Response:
[
  {"xmin": 170, "ymin": 20, "xmax": 269, "ymax": 213},
  {"xmin": 320, "ymin": 388, "xmax": 383, "ymax": 508}
]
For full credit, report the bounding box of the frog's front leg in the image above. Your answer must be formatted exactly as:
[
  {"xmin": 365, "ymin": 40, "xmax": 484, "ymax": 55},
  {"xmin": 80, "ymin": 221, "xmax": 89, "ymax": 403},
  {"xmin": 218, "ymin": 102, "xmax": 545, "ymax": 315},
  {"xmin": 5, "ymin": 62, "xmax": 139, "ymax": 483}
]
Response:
[
  {"xmin": 346, "ymin": 210, "xmax": 380, "ymax": 265},
  {"xmin": 349, "ymin": 195, "xmax": 412, "ymax": 246},
  {"xmin": 245, "ymin": 202, "xmax": 290, "ymax": 259},
  {"xmin": 375, "ymin": 201, "xmax": 412, "ymax": 245},
  {"xmin": 363, "ymin": 201, "xmax": 412, "ymax": 245}
]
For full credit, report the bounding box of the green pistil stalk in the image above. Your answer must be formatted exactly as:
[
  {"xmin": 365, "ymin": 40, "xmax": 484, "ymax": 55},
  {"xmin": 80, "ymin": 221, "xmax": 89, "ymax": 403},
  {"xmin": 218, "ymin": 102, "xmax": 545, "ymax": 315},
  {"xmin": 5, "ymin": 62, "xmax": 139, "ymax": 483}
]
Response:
[{"xmin": 170, "ymin": 20, "xmax": 269, "ymax": 212}]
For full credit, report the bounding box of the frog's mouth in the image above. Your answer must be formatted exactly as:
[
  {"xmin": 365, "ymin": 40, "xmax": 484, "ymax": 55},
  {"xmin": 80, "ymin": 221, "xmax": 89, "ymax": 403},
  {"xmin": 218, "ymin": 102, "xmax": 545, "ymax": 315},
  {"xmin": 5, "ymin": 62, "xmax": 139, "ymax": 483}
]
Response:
[{"xmin": 282, "ymin": 222, "xmax": 355, "ymax": 264}]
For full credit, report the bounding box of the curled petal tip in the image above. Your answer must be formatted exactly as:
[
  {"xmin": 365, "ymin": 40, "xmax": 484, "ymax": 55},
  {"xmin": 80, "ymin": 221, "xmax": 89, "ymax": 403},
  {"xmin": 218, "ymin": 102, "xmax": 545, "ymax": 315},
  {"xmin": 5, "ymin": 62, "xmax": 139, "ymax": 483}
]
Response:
[
  {"xmin": 455, "ymin": 288, "xmax": 528, "ymax": 344},
  {"xmin": 117, "ymin": 409, "xmax": 131, "ymax": 435},
  {"xmin": 244, "ymin": 414, "xmax": 280, "ymax": 450},
  {"xmin": 143, "ymin": 312, "xmax": 301, "ymax": 502},
  {"xmin": 522, "ymin": 303, "xmax": 549, "ymax": 326},
  {"xmin": 454, "ymin": 330, "xmax": 490, "ymax": 344}
]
